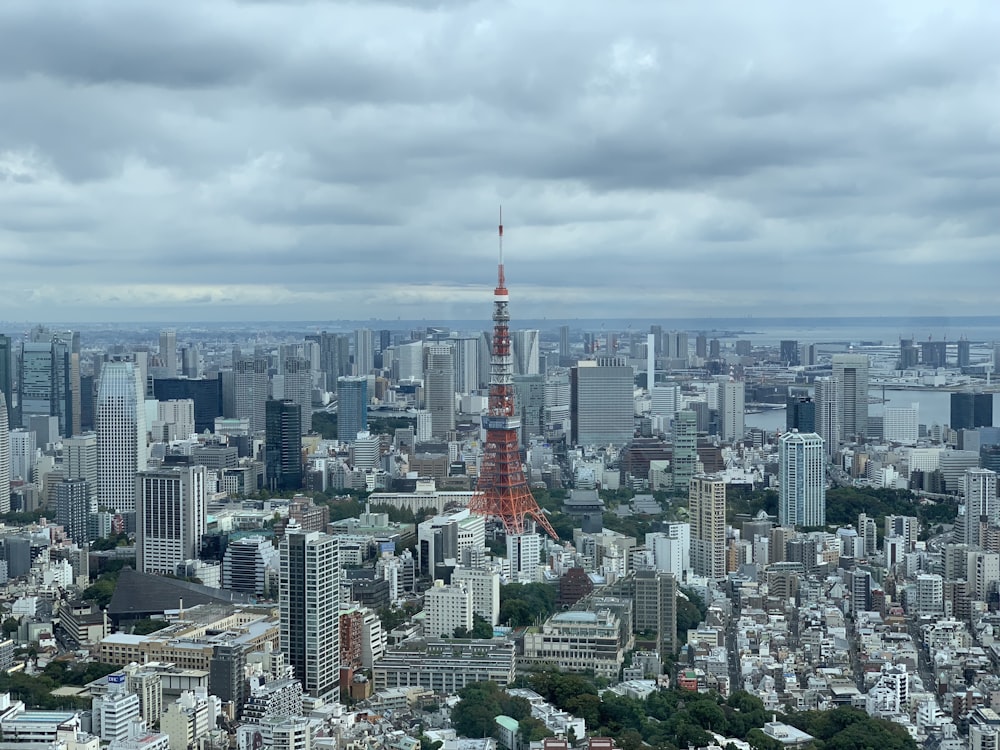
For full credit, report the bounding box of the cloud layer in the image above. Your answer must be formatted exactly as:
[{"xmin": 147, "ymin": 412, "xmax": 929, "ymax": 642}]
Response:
[{"xmin": 1, "ymin": 1, "xmax": 998, "ymax": 322}]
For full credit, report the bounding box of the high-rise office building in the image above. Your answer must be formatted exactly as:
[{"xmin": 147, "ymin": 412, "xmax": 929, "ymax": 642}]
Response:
[
  {"xmin": 511, "ymin": 330, "xmax": 540, "ymax": 376},
  {"xmin": 233, "ymin": 357, "xmax": 269, "ymax": 433},
  {"xmin": 695, "ymin": 333, "xmax": 707, "ymax": 359},
  {"xmin": 337, "ymin": 376, "xmax": 368, "ymax": 443},
  {"xmin": 56, "ymin": 478, "xmax": 91, "ymax": 546},
  {"xmin": 513, "ymin": 374, "xmax": 545, "ymax": 446},
  {"xmin": 306, "ymin": 332, "xmax": 351, "ymax": 392},
  {"xmin": 951, "ymin": 392, "xmax": 993, "ymax": 431},
  {"xmin": 559, "ymin": 326, "xmax": 570, "ymax": 362},
  {"xmin": 451, "ymin": 338, "xmax": 479, "ymax": 394},
  {"xmin": 0, "ymin": 335, "xmax": 12, "ymax": 422},
  {"xmin": 282, "ymin": 357, "xmax": 313, "ymax": 435},
  {"xmin": 152, "ymin": 377, "xmax": 223, "ymax": 433},
  {"xmin": 570, "ymin": 360, "xmax": 634, "ymax": 446},
  {"xmin": 718, "ymin": 379, "xmax": 745, "ymax": 443},
  {"xmin": 779, "ymin": 431, "xmax": 826, "ymax": 528},
  {"xmin": 883, "ymin": 404, "xmax": 919, "ymax": 444},
  {"xmin": 64, "ymin": 432, "xmax": 98, "ymax": 507},
  {"xmin": 265, "ymin": 400, "xmax": 302, "ymax": 492},
  {"xmin": 832, "ymin": 354, "xmax": 868, "ymax": 440},
  {"xmin": 155, "ymin": 400, "xmax": 195, "ymax": 441},
  {"xmin": 9, "ymin": 429, "xmax": 35, "ymax": 483},
  {"xmin": 280, "ymin": 529, "xmax": 340, "ymax": 700},
  {"xmin": 786, "ymin": 396, "xmax": 816, "ymax": 433},
  {"xmin": 957, "ymin": 338, "xmax": 971, "ymax": 369},
  {"xmin": 898, "ymin": 339, "xmax": 919, "ymax": 370},
  {"xmin": 354, "ymin": 328, "xmax": 374, "ymax": 377},
  {"xmin": 96, "ymin": 361, "xmax": 147, "ymax": 515},
  {"xmin": 921, "ymin": 340, "xmax": 948, "ymax": 369},
  {"xmin": 425, "ymin": 345, "xmax": 455, "ymax": 439},
  {"xmin": 779, "ymin": 340, "xmax": 799, "ymax": 366},
  {"xmin": 18, "ymin": 332, "xmax": 78, "ymax": 437},
  {"xmin": 0, "ymin": 393, "xmax": 9, "ymax": 514},
  {"xmin": 136, "ymin": 461, "xmax": 207, "ymax": 575},
  {"xmin": 963, "ymin": 468, "xmax": 998, "ymax": 548},
  {"xmin": 651, "ymin": 385, "xmax": 680, "ymax": 420},
  {"xmin": 814, "ymin": 377, "xmax": 840, "ymax": 456},
  {"xmin": 180, "ymin": 344, "xmax": 201, "ymax": 379},
  {"xmin": 633, "ymin": 569, "xmax": 678, "ymax": 658},
  {"xmin": 159, "ymin": 330, "xmax": 177, "ymax": 376},
  {"xmin": 689, "ymin": 474, "xmax": 726, "ymax": 579},
  {"xmin": 673, "ymin": 410, "xmax": 698, "ymax": 493},
  {"xmin": 396, "ymin": 341, "xmax": 424, "ymax": 382}
]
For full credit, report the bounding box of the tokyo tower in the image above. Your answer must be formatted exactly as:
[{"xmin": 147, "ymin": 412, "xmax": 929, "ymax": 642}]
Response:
[{"xmin": 468, "ymin": 211, "xmax": 559, "ymax": 541}]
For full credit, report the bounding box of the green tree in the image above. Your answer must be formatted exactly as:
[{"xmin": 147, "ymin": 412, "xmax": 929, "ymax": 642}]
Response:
[
  {"xmin": 131, "ymin": 618, "xmax": 169, "ymax": 635},
  {"xmin": 1, "ymin": 617, "xmax": 19, "ymax": 636}
]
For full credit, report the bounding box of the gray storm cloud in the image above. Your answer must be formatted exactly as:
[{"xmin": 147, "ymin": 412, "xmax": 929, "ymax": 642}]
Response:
[{"xmin": 0, "ymin": 0, "xmax": 997, "ymax": 322}]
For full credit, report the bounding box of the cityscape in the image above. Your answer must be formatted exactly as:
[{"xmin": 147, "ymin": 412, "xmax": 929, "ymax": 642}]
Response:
[{"xmin": 3, "ymin": 3, "xmax": 1000, "ymax": 750}]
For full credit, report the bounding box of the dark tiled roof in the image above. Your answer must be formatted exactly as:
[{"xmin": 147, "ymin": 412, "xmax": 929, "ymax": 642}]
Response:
[{"xmin": 108, "ymin": 567, "xmax": 257, "ymax": 618}]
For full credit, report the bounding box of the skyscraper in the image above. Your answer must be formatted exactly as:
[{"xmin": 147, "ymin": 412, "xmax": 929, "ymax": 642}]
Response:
[
  {"xmin": 396, "ymin": 341, "xmax": 424, "ymax": 382},
  {"xmin": 153, "ymin": 377, "xmax": 224, "ymax": 433},
  {"xmin": 779, "ymin": 431, "xmax": 826, "ymax": 528},
  {"xmin": 280, "ymin": 529, "xmax": 340, "ymax": 700},
  {"xmin": 425, "ymin": 345, "xmax": 455, "ymax": 439},
  {"xmin": 282, "ymin": 357, "xmax": 313, "ymax": 434},
  {"xmin": 136, "ymin": 461, "xmax": 207, "ymax": 575},
  {"xmin": 786, "ymin": 396, "xmax": 816, "ymax": 433},
  {"xmin": 64, "ymin": 432, "xmax": 98, "ymax": 508},
  {"xmin": 513, "ymin": 374, "xmax": 545, "ymax": 446},
  {"xmin": 233, "ymin": 356, "xmax": 269, "ymax": 433},
  {"xmin": 779, "ymin": 340, "xmax": 800, "ymax": 366},
  {"xmin": 0, "ymin": 335, "xmax": 12, "ymax": 422},
  {"xmin": 689, "ymin": 474, "xmax": 726, "ymax": 579},
  {"xmin": 963, "ymin": 468, "xmax": 998, "ymax": 548},
  {"xmin": 159, "ymin": 330, "xmax": 177, "ymax": 376},
  {"xmin": 672, "ymin": 410, "xmax": 698, "ymax": 493},
  {"xmin": 265, "ymin": 399, "xmax": 302, "ymax": 492},
  {"xmin": 56, "ymin": 478, "xmax": 91, "ymax": 546},
  {"xmin": 633, "ymin": 569, "xmax": 678, "ymax": 659},
  {"xmin": 951, "ymin": 392, "xmax": 993, "ymax": 430},
  {"xmin": 18, "ymin": 333, "xmax": 76, "ymax": 436},
  {"xmin": 451, "ymin": 338, "xmax": 480, "ymax": 394},
  {"xmin": 832, "ymin": 354, "xmax": 869, "ymax": 440},
  {"xmin": 0, "ymin": 393, "xmax": 9, "ymax": 514},
  {"xmin": 354, "ymin": 328, "xmax": 374, "ymax": 376},
  {"xmin": 570, "ymin": 360, "xmax": 634, "ymax": 446},
  {"xmin": 718, "ymin": 379, "xmax": 745, "ymax": 443},
  {"xmin": 337, "ymin": 376, "xmax": 368, "ymax": 443},
  {"xmin": 96, "ymin": 361, "xmax": 147, "ymax": 516},
  {"xmin": 558, "ymin": 326, "xmax": 570, "ymax": 362},
  {"xmin": 511, "ymin": 330, "xmax": 540, "ymax": 376},
  {"xmin": 814, "ymin": 377, "xmax": 840, "ymax": 456}
]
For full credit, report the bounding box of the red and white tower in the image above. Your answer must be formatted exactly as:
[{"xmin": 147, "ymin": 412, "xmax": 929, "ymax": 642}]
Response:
[{"xmin": 468, "ymin": 211, "xmax": 558, "ymax": 541}]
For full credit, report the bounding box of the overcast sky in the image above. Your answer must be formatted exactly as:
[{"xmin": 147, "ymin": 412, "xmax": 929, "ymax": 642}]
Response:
[{"xmin": 1, "ymin": 1, "xmax": 998, "ymax": 323}]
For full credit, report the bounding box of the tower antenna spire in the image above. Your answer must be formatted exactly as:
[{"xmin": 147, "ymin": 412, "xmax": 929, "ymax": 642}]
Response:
[{"xmin": 497, "ymin": 206, "xmax": 505, "ymax": 290}]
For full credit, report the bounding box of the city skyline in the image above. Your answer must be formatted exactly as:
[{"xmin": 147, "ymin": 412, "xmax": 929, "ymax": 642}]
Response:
[{"xmin": 1, "ymin": 2, "xmax": 999, "ymax": 321}]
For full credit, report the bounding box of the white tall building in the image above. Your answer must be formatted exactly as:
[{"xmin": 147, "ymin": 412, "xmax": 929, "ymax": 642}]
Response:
[
  {"xmin": 351, "ymin": 432, "xmax": 381, "ymax": 471},
  {"xmin": 814, "ymin": 377, "xmax": 840, "ymax": 456},
  {"xmin": 64, "ymin": 431, "xmax": 99, "ymax": 511},
  {"xmin": 280, "ymin": 528, "xmax": 340, "ymax": 700},
  {"xmin": 157, "ymin": 400, "xmax": 196, "ymax": 441},
  {"xmin": 97, "ymin": 361, "xmax": 148, "ymax": 515},
  {"xmin": 281, "ymin": 358, "xmax": 313, "ymax": 434},
  {"xmin": 93, "ymin": 679, "xmax": 141, "ymax": 742},
  {"xmin": 424, "ymin": 579, "xmax": 473, "ymax": 637},
  {"xmin": 645, "ymin": 523, "xmax": 691, "ymax": 577},
  {"xmin": 915, "ymin": 573, "xmax": 944, "ymax": 616},
  {"xmin": 233, "ymin": 357, "xmax": 268, "ymax": 433},
  {"xmin": 650, "ymin": 385, "xmax": 681, "ymax": 419},
  {"xmin": 963, "ymin": 468, "xmax": 998, "ymax": 548},
  {"xmin": 9, "ymin": 428, "xmax": 35, "ymax": 482},
  {"xmin": 451, "ymin": 338, "xmax": 480, "ymax": 394},
  {"xmin": 507, "ymin": 532, "xmax": 542, "ymax": 583},
  {"xmin": 511, "ymin": 330, "xmax": 540, "ymax": 376},
  {"xmin": 883, "ymin": 404, "xmax": 919, "ymax": 445},
  {"xmin": 779, "ymin": 431, "xmax": 826, "ymax": 528},
  {"xmin": 452, "ymin": 567, "xmax": 501, "ymax": 625},
  {"xmin": 832, "ymin": 354, "xmax": 869, "ymax": 440},
  {"xmin": 0, "ymin": 393, "xmax": 9, "ymax": 514},
  {"xmin": 136, "ymin": 463, "xmax": 207, "ymax": 575},
  {"xmin": 397, "ymin": 341, "xmax": 424, "ymax": 382},
  {"xmin": 718, "ymin": 379, "xmax": 745, "ymax": 443}
]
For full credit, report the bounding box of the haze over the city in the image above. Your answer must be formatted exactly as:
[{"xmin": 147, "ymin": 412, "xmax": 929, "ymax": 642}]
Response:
[{"xmin": 1, "ymin": 1, "xmax": 998, "ymax": 322}]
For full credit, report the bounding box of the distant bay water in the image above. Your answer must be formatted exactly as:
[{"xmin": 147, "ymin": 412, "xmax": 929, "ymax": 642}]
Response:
[{"xmin": 745, "ymin": 389, "xmax": 1000, "ymax": 434}]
